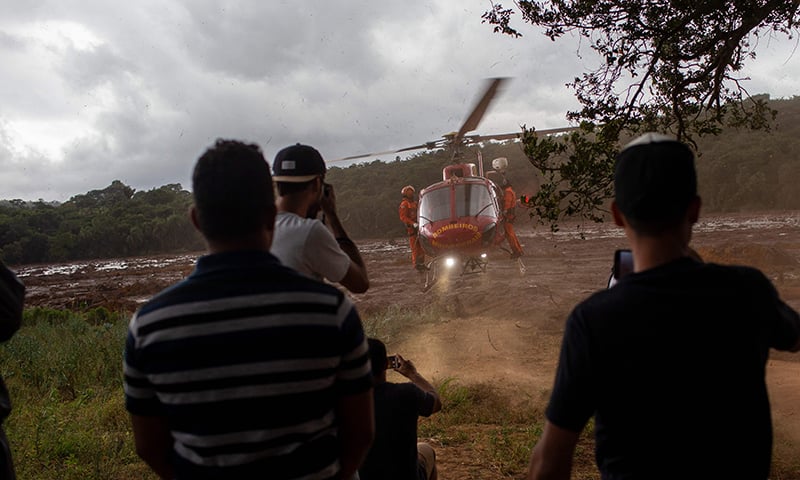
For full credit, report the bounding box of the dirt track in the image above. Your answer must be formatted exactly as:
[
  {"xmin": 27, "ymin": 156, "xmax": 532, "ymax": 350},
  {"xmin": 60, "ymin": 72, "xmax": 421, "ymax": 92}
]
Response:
[{"xmin": 15, "ymin": 210, "xmax": 800, "ymax": 477}]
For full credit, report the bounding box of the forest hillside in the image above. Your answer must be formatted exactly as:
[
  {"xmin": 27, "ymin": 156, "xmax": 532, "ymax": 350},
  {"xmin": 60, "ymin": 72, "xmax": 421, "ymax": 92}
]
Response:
[{"xmin": 1, "ymin": 95, "xmax": 799, "ymax": 265}]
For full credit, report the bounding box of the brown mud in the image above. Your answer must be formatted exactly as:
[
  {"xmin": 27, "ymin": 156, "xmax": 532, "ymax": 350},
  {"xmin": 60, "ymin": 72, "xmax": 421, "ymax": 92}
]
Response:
[{"xmin": 15, "ymin": 211, "xmax": 800, "ymax": 479}]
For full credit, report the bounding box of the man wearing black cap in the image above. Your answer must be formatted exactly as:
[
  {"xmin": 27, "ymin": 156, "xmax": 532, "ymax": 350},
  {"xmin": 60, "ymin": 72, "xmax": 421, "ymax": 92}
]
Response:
[
  {"xmin": 526, "ymin": 133, "xmax": 800, "ymax": 479},
  {"xmin": 271, "ymin": 143, "xmax": 369, "ymax": 294}
]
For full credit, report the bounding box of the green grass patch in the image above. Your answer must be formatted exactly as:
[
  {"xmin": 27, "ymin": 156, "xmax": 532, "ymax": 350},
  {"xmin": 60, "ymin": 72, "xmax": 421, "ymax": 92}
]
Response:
[
  {"xmin": 0, "ymin": 307, "xmax": 155, "ymax": 480},
  {"xmin": 0, "ymin": 304, "xmax": 797, "ymax": 479}
]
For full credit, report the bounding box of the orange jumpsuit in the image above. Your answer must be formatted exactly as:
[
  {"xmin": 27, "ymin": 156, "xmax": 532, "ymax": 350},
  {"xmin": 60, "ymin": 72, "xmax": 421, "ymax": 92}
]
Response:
[
  {"xmin": 503, "ymin": 185, "xmax": 524, "ymax": 257},
  {"xmin": 399, "ymin": 197, "xmax": 425, "ymax": 268}
]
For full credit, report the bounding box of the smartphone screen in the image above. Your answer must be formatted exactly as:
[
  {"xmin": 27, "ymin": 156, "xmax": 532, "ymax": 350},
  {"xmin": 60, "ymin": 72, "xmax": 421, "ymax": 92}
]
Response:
[
  {"xmin": 613, "ymin": 249, "xmax": 634, "ymax": 279},
  {"xmin": 387, "ymin": 355, "xmax": 399, "ymax": 369}
]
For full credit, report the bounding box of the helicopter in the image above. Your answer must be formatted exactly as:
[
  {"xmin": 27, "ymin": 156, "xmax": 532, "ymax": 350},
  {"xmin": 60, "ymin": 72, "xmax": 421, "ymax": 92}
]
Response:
[{"xmin": 330, "ymin": 77, "xmax": 574, "ymax": 291}]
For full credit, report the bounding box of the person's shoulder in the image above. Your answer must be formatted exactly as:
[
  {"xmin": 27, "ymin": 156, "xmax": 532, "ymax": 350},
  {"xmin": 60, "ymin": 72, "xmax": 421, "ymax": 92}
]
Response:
[
  {"xmin": 380, "ymin": 381, "xmax": 421, "ymax": 402},
  {"xmin": 275, "ymin": 211, "xmax": 314, "ymax": 228},
  {"xmin": 696, "ymin": 261, "xmax": 771, "ymax": 287},
  {"xmin": 568, "ymin": 288, "xmax": 614, "ymax": 325},
  {"xmin": 138, "ymin": 255, "xmax": 348, "ymax": 315},
  {"xmin": 391, "ymin": 381, "xmax": 425, "ymax": 395},
  {"xmin": 701, "ymin": 261, "xmax": 762, "ymax": 275},
  {"xmin": 135, "ymin": 275, "xmax": 194, "ymax": 313}
]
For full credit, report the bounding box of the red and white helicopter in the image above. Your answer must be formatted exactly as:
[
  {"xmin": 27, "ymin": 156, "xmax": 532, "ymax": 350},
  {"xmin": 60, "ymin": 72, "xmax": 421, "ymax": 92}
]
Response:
[{"xmin": 333, "ymin": 78, "xmax": 574, "ymax": 290}]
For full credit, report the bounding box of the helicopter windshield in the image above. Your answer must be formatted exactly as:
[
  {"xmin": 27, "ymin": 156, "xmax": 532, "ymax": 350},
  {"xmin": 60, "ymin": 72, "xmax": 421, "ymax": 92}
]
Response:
[{"xmin": 419, "ymin": 183, "xmax": 495, "ymax": 225}]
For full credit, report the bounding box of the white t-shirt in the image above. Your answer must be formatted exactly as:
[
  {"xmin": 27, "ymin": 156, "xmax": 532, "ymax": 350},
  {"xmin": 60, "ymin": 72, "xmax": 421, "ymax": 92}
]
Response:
[{"xmin": 271, "ymin": 211, "xmax": 351, "ymax": 283}]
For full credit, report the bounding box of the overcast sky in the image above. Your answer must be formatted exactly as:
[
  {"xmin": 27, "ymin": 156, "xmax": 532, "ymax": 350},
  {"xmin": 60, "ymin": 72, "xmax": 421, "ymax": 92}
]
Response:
[{"xmin": 2, "ymin": 1, "xmax": 798, "ymax": 202}]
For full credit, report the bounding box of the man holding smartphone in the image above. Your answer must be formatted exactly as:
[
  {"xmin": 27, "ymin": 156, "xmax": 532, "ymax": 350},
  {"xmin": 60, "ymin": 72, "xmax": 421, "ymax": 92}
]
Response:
[
  {"xmin": 271, "ymin": 143, "xmax": 369, "ymax": 294},
  {"xmin": 527, "ymin": 133, "xmax": 800, "ymax": 479},
  {"xmin": 361, "ymin": 338, "xmax": 442, "ymax": 480}
]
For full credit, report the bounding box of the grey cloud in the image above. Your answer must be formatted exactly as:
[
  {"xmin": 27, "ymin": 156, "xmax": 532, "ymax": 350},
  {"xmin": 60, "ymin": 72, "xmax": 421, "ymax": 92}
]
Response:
[{"xmin": 2, "ymin": 1, "xmax": 796, "ymax": 202}]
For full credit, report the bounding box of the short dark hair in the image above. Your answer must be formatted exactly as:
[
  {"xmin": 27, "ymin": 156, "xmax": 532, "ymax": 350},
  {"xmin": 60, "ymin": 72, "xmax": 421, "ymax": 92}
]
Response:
[
  {"xmin": 275, "ymin": 179, "xmax": 317, "ymax": 197},
  {"xmin": 367, "ymin": 337, "xmax": 388, "ymax": 377},
  {"xmin": 192, "ymin": 139, "xmax": 274, "ymax": 241}
]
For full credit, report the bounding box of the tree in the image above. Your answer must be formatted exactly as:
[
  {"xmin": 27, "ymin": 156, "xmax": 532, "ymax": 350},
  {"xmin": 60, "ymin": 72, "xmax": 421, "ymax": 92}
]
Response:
[{"xmin": 483, "ymin": 1, "xmax": 798, "ymax": 229}]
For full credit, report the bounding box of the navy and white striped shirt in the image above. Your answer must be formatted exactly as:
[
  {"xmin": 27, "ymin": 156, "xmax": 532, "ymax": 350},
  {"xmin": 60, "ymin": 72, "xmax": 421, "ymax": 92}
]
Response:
[{"xmin": 124, "ymin": 251, "xmax": 372, "ymax": 479}]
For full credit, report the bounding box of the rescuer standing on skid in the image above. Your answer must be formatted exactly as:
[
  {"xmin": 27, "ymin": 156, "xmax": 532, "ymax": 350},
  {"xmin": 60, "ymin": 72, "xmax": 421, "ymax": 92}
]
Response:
[
  {"xmin": 502, "ymin": 179, "xmax": 524, "ymax": 259},
  {"xmin": 399, "ymin": 185, "xmax": 426, "ymax": 271}
]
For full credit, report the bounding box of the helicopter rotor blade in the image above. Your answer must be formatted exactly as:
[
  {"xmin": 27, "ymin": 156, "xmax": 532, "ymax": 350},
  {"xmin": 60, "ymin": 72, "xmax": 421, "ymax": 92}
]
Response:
[
  {"xmin": 326, "ymin": 142, "xmax": 439, "ymax": 164},
  {"xmin": 469, "ymin": 126, "xmax": 580, "ymax": 144},
  {"xmin": 468, "ymin": 132, "xmax": 520, "ymax": 143},
  {"xmin": 454, "ymin": 77, "xmax": 510, "ymax": 142}
]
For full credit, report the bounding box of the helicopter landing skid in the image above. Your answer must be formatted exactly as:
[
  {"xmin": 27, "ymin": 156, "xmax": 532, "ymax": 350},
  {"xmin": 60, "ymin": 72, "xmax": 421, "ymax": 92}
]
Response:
[
  {"xmin": 421, "ymin": 261, "xmax": 437, "ymax": 292},
  {"xmin": 420, "ymin": 255, "xmax": 489, "ymax": 292},
  {"xmin": 462, "ymin": 256, "xmax": 488, "ymax": 275},
  {"xmin": 517, "ymin": 257, "xmax": 527, "ymax": 276}
]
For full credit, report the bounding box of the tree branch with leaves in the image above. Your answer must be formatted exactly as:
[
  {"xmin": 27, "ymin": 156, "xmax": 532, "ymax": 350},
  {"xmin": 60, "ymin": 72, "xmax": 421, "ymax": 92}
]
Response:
[{"xmin": 483, "ymin": 0, "xmax": 797, "ymax": 229}]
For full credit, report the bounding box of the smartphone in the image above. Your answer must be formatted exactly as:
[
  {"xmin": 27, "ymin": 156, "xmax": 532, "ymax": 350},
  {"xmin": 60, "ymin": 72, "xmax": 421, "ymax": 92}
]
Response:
[
  {"xmin": 387, "ymin": 355, "xmax": 400, "ymax": 369},
  {"xmin": 613, "ymin": 249, "xmax": 634, "ymax": 279},
  {"xmin": 323, "ymin": 183, "xmax": 332, "ymax": 198}
]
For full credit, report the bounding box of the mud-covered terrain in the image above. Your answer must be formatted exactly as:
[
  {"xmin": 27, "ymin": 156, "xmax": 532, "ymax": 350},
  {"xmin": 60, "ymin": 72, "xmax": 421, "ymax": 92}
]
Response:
[{"xmin": 15, "ymin": 211, "xmax": 800, "ymax": 478}]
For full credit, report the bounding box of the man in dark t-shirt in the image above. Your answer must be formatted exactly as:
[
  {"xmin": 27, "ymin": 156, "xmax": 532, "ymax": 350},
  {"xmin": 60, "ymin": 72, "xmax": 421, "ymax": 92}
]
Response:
[
  {"xmin": 526, "ymin": 133, "xmax": 800, "ymax": 480},
  {"xmin": 360, "ymin": 338, "xmax": 442, "ymax": 480}
]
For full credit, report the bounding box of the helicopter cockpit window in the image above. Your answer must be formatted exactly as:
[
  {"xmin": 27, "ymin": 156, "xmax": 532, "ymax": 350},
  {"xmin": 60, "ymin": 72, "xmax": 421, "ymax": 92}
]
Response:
[
  {"xmin": 418, "ymin": 183, "xmax": 496, "ymax": 226},
  {"xmin": 418, "ymin": 188, "xmax": 451, "ymax": 225},
  {"xmin": 456, "ymin": 183, "xmax": 494, "ymax": 218}
]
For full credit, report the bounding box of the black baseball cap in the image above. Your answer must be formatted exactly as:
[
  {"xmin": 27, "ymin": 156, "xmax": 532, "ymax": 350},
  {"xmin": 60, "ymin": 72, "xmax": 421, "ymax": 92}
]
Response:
[
  {"xmin": 272, "ymin": 143, "xmax": 326, "ymax": 182},
  {"xmin": 614, "ymin": 132, "xmax": 697, "ymax": 222}
]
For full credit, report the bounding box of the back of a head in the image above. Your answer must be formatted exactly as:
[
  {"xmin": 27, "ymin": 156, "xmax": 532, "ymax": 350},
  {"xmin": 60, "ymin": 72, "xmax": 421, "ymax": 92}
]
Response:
[
  {"xmin": 614, "ymin": 132, "xmax": 697, "ymax": 233},
  {"xmin": 367, "ymin": 337, "xmax": 387, "ymax": 377},
  {"xmin": 192, "ymin": 139, "xmax": 273, "ymax": 241}
]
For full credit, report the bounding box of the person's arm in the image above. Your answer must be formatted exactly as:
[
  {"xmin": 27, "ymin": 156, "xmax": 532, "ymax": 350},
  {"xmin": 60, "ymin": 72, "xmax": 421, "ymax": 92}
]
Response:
[
  {"xmin": 505, "ymin": 189, "xmax": 520, "ymax": 218},
  {"xmin": 320, "ymin": 185, "xmax": 369, "ymax": 293},
  {"xmin": 333, "ymin": 236, "xmax": 370, "ymax": 294},
  {"xmin": 0, "ymin": 263, "xmax": 24, "ymax": 342},
  {"xmin": 336, "ymin": 389, "xmax": 375, "ymax": 480},
  {"xmin": 130, "ymin": 414, "xmax": 175, "ymax": 479},
  {"xmin": 786, "ymin": 301, "xmax": 800, "ymax": 352},
  {"xmin": 394, "ymin": 355, "xmax": 442, "ymax": 413},
  {"xmin": 526, "ymin": 420, "xmax": 580, "ymax": 480},
  {"xmin": 399, "ymin": 201, "xmax": 415, "ymax": 228}
]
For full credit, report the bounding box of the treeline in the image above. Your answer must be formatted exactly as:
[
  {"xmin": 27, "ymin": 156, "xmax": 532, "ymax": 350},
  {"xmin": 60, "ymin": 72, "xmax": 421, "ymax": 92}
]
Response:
[
  {"xmin": 2, "ymin": 96, "xmax": 799, "ymax": 266},
  {"xmin": 0, "ymin": 181, "xmax": 204, "ymax": 265},
  {"xmin": 693, "ymin": 96, "xmax": 800, "ymax": 212}
]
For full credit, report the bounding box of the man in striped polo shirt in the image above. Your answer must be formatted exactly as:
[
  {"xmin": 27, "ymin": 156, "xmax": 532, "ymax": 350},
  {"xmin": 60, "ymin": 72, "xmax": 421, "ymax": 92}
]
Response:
[{"xmin": 124, "ymin": 139, "xmax": 374, "ymax": 479}]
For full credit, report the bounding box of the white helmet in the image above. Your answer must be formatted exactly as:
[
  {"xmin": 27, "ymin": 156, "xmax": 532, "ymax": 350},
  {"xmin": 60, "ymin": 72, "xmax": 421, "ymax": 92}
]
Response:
[{"xmin": 491, "ymin": 157, "xmax": 508, "ymax": 172}]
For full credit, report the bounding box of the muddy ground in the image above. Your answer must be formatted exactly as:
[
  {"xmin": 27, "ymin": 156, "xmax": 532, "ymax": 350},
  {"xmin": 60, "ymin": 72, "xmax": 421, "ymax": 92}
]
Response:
[{"xmin": 15, "ymin": 211, "xmax": 800, "ymax": 478}]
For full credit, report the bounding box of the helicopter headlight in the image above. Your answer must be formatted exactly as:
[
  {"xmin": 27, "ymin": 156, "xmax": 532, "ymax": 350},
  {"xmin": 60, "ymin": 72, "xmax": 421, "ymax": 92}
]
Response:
[
  {"xmin": 444, "ymin": 256, "xmax": 457, "ymax": 268},
  {"xmin": 480, "ymin": 253, "xmax": 488, "ymax": 259},
  {"xmin": 482, "ymin": 223, "xmax": 497, "ymax": 246}
]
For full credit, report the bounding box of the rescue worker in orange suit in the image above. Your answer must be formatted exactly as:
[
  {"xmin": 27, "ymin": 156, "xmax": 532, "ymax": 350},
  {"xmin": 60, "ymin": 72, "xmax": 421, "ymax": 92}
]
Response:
[
  {"xmin": 502, "ymin": 179, "xmax": 524, "ymax": 259},
  {"xmin": 399, "ymin": 185, "xmax": 426, "ymax": 271}
]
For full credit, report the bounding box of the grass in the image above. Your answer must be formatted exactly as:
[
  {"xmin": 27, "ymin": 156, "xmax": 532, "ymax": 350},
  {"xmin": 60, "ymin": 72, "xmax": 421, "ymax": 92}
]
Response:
[
  {"xmin": 362, "ymin": 304, "xmax": 599, "ymax": 479},
  {"xmin": 0, "ymin": 305, "xmax": 797, "ymax": 479},
  {"xmin": 0, "ymin": 307, "xmax": 152, "ymax": 479}
]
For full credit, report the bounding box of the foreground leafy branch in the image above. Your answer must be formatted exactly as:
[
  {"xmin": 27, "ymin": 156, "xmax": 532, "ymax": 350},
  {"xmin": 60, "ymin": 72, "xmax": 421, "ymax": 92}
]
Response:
[{"xmin": 484, "ymin": 0, "xmax": 797, "ymax": 228}]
